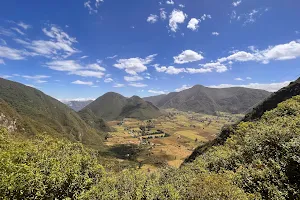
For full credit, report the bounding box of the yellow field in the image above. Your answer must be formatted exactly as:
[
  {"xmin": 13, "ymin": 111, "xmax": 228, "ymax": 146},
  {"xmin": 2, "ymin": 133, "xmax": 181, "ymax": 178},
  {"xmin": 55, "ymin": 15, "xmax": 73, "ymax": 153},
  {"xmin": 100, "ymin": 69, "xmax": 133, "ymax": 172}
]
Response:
[{"xmin": 105, "ymin": 109, "xmax": 243, "ymax": 171}]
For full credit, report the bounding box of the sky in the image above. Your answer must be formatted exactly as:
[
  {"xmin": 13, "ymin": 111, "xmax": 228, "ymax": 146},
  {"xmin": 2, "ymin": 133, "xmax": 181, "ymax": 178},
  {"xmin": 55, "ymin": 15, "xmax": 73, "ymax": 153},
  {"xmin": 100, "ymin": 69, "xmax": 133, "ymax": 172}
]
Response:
[{"xmin": 0, "ymin": 0, "xmax": 300, "ymax": 101}]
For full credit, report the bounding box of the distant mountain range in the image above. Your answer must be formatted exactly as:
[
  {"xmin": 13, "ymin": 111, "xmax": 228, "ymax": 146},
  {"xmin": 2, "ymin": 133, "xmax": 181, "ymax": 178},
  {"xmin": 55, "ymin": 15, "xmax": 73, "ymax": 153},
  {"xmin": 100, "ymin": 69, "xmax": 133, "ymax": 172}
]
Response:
[
  {"xmin": 0, "ymin": 78, "xmax": 108, "ymax": 149},
  {"xmin": 144, "ymin": 85, "xmax": 271, "ymax": 115},
  {"xmin": 80, "ymin": 92, "xmax": 162, "ymax": 121},
  {"xmin": 63, "ymin": 100, "xmax": 93, "ymax": 111}
]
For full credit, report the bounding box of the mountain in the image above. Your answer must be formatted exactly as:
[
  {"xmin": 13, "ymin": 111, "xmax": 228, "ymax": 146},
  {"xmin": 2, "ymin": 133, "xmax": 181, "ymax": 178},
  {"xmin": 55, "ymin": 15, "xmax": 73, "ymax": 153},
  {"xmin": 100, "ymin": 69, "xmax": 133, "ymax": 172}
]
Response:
[
  {"xmin": 185, "ymin": 79, "xmax": 300, "ymax": 163},
  {"xmin": 63, "ymin": 100, "xmax": 93, "ymax": 111},
  {"xmin": 144, "ymin": 85, "xmax": 271, "ymax": 115},
  {"xmin": 80, "ymin": 92, "xmax": 162, "ymax": 121},
  {"xmin": 0, "ymin": 78, "xmax": 108, "ymax": 148}
]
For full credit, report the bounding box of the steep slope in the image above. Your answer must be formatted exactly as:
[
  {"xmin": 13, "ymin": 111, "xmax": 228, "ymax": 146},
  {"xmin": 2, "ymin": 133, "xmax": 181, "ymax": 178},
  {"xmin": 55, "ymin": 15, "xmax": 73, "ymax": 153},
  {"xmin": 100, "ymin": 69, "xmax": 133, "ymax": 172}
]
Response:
[
  {"xmin": 81, "ymin": 92, "xmax": 162, "ymax": 121},
  {"xmin": 64, "ymin": 100, "xmax": 93, "ymax": 111},
  {"xmin": 185, "ymin": 79, "xmax": 300, "ymax": 163},
  {"xmin": 144, "ymin": 85, "xmax": 271, "ymax": 115},
  {"xmin": 0, "ymin": 78, "xmax": 107, "ymax": 148}
]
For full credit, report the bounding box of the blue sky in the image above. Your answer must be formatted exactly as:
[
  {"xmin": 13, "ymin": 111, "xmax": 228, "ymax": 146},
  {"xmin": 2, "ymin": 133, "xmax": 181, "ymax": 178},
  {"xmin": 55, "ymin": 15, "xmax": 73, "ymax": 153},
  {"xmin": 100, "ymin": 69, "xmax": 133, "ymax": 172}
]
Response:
[{"xmin": 0, "ymin": 0, "xmax": 300, "ymax": 100}]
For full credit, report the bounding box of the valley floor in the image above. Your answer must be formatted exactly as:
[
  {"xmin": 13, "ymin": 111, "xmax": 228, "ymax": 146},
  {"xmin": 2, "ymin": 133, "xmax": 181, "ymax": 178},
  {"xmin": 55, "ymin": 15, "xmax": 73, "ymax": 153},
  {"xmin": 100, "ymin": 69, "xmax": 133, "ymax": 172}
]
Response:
[{"xmin": 105, "ymin": 109, "xmax": 243, "ymax": 171}]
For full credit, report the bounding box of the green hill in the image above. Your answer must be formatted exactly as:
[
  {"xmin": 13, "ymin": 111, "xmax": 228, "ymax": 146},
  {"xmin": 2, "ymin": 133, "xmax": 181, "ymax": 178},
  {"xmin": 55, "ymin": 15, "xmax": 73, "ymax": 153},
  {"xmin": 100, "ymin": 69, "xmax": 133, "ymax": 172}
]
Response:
[
  {"xmin": 144, "ymin": 85, "xmax": 271, "ymax": 115},
  {"xmin": 81, "ymin": 92, "xmax": 162, "ymax": 121},
  {"xmin": 0, "ymin": 78, "xmax": 107, "ymax": 148}
]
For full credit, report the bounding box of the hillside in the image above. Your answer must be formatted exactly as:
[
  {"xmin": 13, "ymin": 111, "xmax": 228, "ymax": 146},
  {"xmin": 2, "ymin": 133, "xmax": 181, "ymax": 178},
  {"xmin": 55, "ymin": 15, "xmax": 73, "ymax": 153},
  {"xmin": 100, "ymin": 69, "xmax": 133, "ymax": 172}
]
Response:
[
  {"xmin": 0, "ymin": 78, "xmax": 107, "ymax": 148},
  {"xmin": 185, "ymin": 79, "xmax": 300, "ymax": 163},
  {"xmin": 63, "ymin": 100, "xmax": 93, "ymax": 111},
  {"xmin": 144, "ymin": 85, "xmax": 271, "ymax": 115},
  {"xmin": 80, "ymin": 92, "xmax": 162, "ymax": 121},
  {"xmin": 2, "ymin": 93, "xmax": 300, "ymax": 199}
]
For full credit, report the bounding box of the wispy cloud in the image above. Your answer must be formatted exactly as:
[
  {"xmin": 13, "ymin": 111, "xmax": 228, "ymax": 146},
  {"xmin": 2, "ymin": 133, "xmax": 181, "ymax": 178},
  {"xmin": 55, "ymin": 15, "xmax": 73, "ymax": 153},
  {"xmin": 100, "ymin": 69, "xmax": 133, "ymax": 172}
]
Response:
[{"xmin": 72, "ymin": 80, "xmax": 93, "ymax": 86}]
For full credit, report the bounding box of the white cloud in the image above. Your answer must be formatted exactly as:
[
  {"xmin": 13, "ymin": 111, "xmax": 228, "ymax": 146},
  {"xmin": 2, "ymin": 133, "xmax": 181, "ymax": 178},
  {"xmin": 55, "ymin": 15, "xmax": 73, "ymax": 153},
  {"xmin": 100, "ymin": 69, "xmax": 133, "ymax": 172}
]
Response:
[
  {"xmin": 11, "ymin": 27, "xmax": 25, "ymax": 35},
  {"xmin": 0, "ymin": 59, "xmax": 5, "ymax": 65},
  {"xmin": 155, "ymin": 65, "xmax": 185, "ymax": 74},
  {"xmin": 124, "ymin": 75, "xmax": 143, "ymax": 82},
  {"xmin": 218, "ymin": 41, "xmax": 300, "ymax": 64},
  {"xmin": 80, "ymin": 55, "xmax": 89, "ymax": 59},
  {"xmin": 246, "ymin": 77, "xmax": 252, "ymax": 80},
  {"xmin": 148, "ymin": 90, "xmax": 166, "ymax": 94},
  {"xmin": 232, "ymin": 0, "xmax": 242, "ymax": 7},
  {"xmin": 209, "ymin": 81, "xmax": 291, "ymax": 92},
  {"xmin": 175, "ymin": 84, "xmax": 192, "ymax": 92},
  {"xmin": 244, "ymin": 9, "xmax": 259, "ymax": 25},
  {"xmin": 129, "ymin": 82, "xmax": 148, "ymax": 87},
  {"xmin": 179, "ymin": 4, "xmax": 185, "ymax": 8},
  {"xmin": 0, "ymin": 27, "xmax": 15, "ymax": 37},
  {"xmin": 46, "ymin": 60, "xmax": 82, "ymax": 72},
  {"xmin": 200, "ymin": 62, "xmax": 228, "ymax": 73},
  {"xmin": 200, "ymin": 14, "xmax": 212, "ymax": 21},
  {"xmin": 72, "ymin": 80, "xmax": 93, "ymax": 86},
  {"xmin": 22, "ymin": 75, "xmax": 50, "ymax": 80},
  {"xmin": 174, "ymin": 50, "xmax": 204, "ymax": 64},
  {"xmin": 59, "ymin": 98, "xmax": 95, "ymax": 102},
  {"xmin": 187, "ymin": 18, "xmax": 200, "ymax": 31},
  {"xmin": 70, "ymin": 70, "xmax": 105, "ymax": 78},
  {"xmin": 114, "ymin": 54, "xmax": 157, "ymax": 75},
  {"xmin": 113, "ymin": 83, "xmax": 125, "ymax": 88},
  {"xmin": 15, "ymin": 25, "xmax": 79, "ymax": 59},
  {"xmin": 17, "ymin": 22, "xmax": 31, "ymax": 30},
  {"xmin": 166, "ymin": 0, "xmax": 174, "ymax": 5},
  {"xmin": 234, "ymin": 77, "xmax": 243, "ymax": 81},
  {"xmin": 169, "ymin": 9, "xmax": 187, "ymax": 32},
  {"xmin": 86, "ymin": 63, "xmax": 106, "ymax": 71},
  {"xmin": 84, "ymin": 1, "xmax": 98, "ymax": 14},
  {"xmin": 160, "ymin": 9, "xmax": 167, "ymax": 20},
  {"xmin": 1, "ymin": 75, "xmax": 12, "ymax": 79},
  {"xmin": 0, "ymin": 46, "xmax": 28, "ymax": 60},
  {"xmin": 185, "ymin": 68, "xmax": 212, "ymax": 74},
  {"xmin": 212, "ymin": 32, "xmax": 219, "ymax": 36},
  {"xmin": 104, "ymin": 78, "xmax": 113, "ymax": 83},
  {"xmin": 106, "ymin": 55, "xmax": 118, "ymax": 59},
  {"xmin": 147, "ymin": 14, "xmax": 159, "ymax": 23}
]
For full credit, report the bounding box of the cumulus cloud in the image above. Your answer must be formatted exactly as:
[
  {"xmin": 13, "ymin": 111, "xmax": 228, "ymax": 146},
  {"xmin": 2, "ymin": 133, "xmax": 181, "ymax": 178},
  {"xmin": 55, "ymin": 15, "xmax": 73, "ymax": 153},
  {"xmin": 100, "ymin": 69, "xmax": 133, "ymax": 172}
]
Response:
[
  {"xmin": 200, "ymin": 62, "xmax": 228, "ymax": 73},
  {"xmin": 114, "ymin": 54, "xmax": 157, "ymax": 75},
  {"xmin": 113, "ymin": 83, "xmax": 125, "ymax": 88},
  {"xmin": 174, "ymin": 50, "xmax": 204, "ymax": 64},
  {"xmin": 212, "ymin": 32, "xmax": 219, "ymax": 36},
  {"xmin": 147, "ymin": 14, "xmax": 159, "ymax": 23},
  {"xmin": 124, "ymin": 75, "xmax": 143, "ymax": 82},
  {"xmin": 169, "ymin": 9, "xmax": 187, "ymax": 32},
  {"xmin": 187, "ymin": 18, "xmax": 200, "ymax": 31},
  {"xmin": 72, "ymin": 80, "xmax": 93, "ymax": 86},
  {"xmin": 104, "ymin": 78, "xmax": 113, "ymax": 83},
  {"xmin": 129, "ymin": 82, "xmax": 148, "ymax": 87},
  {"xmin": 209, "ymin": 81, "xmax": 291, "ymax": 92},
  {"xmin": 154, "ymin": 65, "xmax": 185, "ymax": 74},
  {"xmin": 218, "ymin": 41, "xmax": 300, "ymax": 65},
  {"xmin": 86, "ymin": 63, "xmax": 106, "ymax": 71},
  {"xmin": 160, "ymin": 9, "xmax": 167, "ymax": 20},
  {"xmin": 148, "ymin": 90, "xmax": 166, "ymax": 94},
  {"xmin": 200, "ymin": 14, "xmax": 212, "ymax": 21},
  {"xmin": 166, "ymin": 0, "xmax": 174, "ymax": 5},
  {"xmin": 232, "ymin": 0, "xmax": 242, "ymax": 7},
  {"xmin": 175, "ymin": 84, "xmax": 192, "ymax": 92}
]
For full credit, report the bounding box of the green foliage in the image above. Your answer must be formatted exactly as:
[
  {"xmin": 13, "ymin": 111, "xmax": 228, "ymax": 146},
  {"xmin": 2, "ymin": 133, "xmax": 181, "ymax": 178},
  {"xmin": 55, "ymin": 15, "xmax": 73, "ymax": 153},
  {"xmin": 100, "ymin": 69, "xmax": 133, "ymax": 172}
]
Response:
[{"xmin": 2, "ymin": 95, "xmax": 300, "ymax": 199}]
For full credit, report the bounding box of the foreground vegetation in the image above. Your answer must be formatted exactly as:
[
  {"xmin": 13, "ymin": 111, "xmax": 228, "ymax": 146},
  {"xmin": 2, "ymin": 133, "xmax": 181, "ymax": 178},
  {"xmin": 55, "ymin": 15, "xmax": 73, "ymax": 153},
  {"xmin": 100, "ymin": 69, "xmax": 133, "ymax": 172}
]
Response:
[{"xmin": 1, "ymin": 95, "xmax": 300, "ymax": 199}]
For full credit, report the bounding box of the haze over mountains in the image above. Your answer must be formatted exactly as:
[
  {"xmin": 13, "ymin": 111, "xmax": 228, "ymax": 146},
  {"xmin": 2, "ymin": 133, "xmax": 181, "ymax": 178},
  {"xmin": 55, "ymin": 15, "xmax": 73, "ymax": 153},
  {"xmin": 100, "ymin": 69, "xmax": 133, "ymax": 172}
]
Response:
[
  {"xmin": 63, "ymin": 100, "xmax": 93, "ymax": 111},
  {"xmin": 144, "ymin": 85, "xmax": 271, "ymax": 115},
  {"xmin": 80, "ymin": 92, "xmax": 162, "ymax": 121}
]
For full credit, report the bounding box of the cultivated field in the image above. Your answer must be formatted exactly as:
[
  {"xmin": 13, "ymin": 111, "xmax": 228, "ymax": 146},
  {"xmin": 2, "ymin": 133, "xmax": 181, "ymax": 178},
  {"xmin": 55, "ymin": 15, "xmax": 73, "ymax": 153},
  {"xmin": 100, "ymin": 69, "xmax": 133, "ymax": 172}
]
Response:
[{"xmin": 106, "ymin": 109, "xmax": 243, "ymax": 171}]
